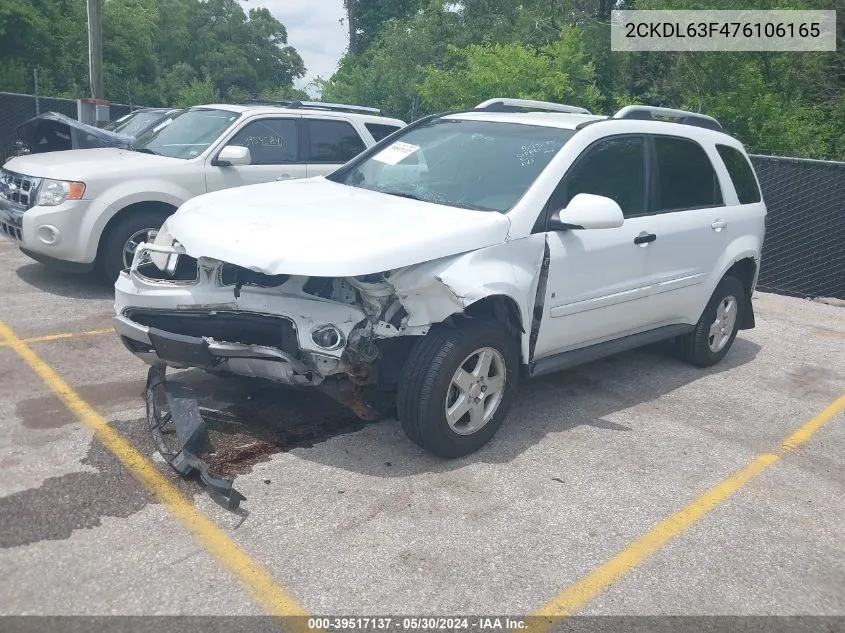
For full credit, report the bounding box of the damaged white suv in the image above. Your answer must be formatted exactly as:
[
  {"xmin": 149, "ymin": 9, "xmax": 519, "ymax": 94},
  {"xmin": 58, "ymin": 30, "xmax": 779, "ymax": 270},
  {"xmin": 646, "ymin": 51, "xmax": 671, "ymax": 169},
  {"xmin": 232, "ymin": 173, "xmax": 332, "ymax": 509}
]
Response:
[{"xmin": 115, "ymin": 98, "xmax": 766, "ymax": 458}]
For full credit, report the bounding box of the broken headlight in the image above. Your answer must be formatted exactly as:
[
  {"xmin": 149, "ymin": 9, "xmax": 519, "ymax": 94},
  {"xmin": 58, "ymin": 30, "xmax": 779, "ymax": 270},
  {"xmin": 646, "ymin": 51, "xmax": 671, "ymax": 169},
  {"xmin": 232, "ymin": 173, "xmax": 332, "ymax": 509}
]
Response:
[{"xmin": 311, "ymin": 324, "xmax": 345, "ymax": 350}]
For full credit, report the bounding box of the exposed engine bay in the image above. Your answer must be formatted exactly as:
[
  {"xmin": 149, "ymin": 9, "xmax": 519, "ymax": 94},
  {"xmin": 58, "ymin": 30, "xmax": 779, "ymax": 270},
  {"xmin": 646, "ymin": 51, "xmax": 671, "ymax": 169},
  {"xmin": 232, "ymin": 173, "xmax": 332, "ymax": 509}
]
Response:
[{"xmin": 114, "ymin": 235, "xmax": 545, "ymax": 421}]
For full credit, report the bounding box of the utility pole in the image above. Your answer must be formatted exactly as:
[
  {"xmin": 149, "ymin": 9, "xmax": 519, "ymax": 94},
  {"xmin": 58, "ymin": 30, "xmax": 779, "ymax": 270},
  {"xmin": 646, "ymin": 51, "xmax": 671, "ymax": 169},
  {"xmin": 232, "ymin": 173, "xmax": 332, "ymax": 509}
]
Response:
[
  {"xmin": 86, "ymin": 0, "xmax": 104, "ymax": 99},
  {"xmin": 344, "ymin": 0, "xmax": 357, "ymax": 54}
]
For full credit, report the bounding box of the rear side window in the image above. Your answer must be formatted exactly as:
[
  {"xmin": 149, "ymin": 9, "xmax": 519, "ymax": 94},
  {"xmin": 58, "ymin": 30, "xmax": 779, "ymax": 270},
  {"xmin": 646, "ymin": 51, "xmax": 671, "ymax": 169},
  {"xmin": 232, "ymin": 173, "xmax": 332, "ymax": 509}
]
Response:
[
  {"xmin": 365, "ymin": 123, "xmax": 402, "ymax": 142},
  {"xmin": 562, "ymin": 135, "xmax": 646, "ymax": 218},
  {"xmin": 716, "ymin": 144, "xmax": 761, "ymax": 204},
  {"xmin": 653, "ymin": 136, "xmax": 723, "ymax": 212},
  {"xmin": 305, "ymin": 119, "xmax": 366, "ymax": 163}
]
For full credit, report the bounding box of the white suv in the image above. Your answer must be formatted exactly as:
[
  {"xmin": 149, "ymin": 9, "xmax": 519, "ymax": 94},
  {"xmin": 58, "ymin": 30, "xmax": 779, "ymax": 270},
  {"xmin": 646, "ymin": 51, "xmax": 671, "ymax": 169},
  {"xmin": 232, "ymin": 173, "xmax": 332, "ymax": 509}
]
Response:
[
  {"xmin": 114, "ymin": 98, "xmax": 766, "ymax": 458},
  {"xmin": 0, "ymin": 101, "xmax": 405, "ymax": 281}
]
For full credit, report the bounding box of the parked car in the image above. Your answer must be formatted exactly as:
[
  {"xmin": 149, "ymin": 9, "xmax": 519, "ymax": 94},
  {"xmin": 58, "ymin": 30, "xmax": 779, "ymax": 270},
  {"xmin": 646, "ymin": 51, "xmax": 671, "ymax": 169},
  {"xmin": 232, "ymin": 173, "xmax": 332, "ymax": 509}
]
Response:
[
  {"xmin": 0, "ymin": 100, "xmax": 405, "ymax": 281},
  {"xmin": 114, "ymin": 98, "xmax": 766, "ymax": 458},
  {"xmin": 9, "ymin": 109, "xmax": 182, "ymax": 160},
  {"xmin": 103, "ymin": 107, "xmax": 183, "ymax": 139},
  {"xmin": 12, "ymin": 111, "xmax": 135, "ymax": 156}
]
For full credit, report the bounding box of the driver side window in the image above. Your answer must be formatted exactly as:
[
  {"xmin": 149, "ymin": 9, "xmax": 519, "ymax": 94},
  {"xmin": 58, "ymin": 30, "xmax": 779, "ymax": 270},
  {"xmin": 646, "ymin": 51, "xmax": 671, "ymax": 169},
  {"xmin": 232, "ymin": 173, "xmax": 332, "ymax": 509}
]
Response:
[
  {"xmin": 554, "ymin": 135, "xmax": 646, "ymax": 220},
  {"xmin": 226, "ymin": 118, "xmax": 298, "ymax": 165}
]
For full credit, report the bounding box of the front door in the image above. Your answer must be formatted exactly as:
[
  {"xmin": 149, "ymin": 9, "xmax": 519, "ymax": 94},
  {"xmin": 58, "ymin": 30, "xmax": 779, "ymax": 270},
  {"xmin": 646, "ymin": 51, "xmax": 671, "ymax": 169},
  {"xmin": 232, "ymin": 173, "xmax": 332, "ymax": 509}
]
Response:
[
  {"xmin": 533, "ymin": 135, "xmax": 660, "ymax": 358},
  {"xmin": 205, "ymin": 116, "xmax": 307, "ymax": 192}
]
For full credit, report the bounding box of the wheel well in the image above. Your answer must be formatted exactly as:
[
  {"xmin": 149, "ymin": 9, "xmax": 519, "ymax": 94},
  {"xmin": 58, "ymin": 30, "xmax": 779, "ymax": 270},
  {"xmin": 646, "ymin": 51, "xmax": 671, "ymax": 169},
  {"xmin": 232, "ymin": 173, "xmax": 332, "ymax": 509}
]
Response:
[
  {"xmin": 462, "ymin": 295, "xmax": 525, "ymax": 364},
  {"xmin": 724, "ymin": 257, "xmax": 757, "ymax": 329},
  {"xmin": 375, "ymin": 295, "xmax": 524, "ymax": 389},
  {"xmin": 97, "ymin": 201, "xmax": 177, "ymax": 259},
  {"xmin": 725, "ymin": 257, "xmax": 756, "ymax": 295},
  {"xmin": 464, "ymin": 295, "xmax": 524, "ymax": 334}
]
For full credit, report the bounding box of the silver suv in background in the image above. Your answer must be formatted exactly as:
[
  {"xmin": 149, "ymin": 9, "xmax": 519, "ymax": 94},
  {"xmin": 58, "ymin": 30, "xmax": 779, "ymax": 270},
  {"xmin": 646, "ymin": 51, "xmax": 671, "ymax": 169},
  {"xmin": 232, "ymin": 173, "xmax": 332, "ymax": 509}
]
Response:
[{"xmin": 0, "ymin": 100, "xmax": 405, "ymax": 281}]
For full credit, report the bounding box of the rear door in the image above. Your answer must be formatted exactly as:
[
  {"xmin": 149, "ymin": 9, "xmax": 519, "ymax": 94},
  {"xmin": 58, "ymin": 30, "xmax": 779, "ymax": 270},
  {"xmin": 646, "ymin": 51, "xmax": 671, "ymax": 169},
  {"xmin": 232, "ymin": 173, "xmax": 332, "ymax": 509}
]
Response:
[
  {"xmin": 303, "ymin": 118, "xmax": 368, "ymax": 177},
  {"xmin": 640, "ymin": 135, "xmax": 728, "ymax": 325},
  {"xmin": 205, "ymin": 115, "xmax": 306, "ymax": 192}
]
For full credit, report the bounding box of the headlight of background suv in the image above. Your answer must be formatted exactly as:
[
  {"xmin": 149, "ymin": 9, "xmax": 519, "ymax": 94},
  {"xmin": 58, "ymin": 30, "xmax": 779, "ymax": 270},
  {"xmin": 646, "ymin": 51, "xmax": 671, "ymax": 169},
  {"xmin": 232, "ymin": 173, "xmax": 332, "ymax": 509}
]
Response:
[{"xmin": 36, "ymin": 179, "xmax": 86, "ymax": 206}]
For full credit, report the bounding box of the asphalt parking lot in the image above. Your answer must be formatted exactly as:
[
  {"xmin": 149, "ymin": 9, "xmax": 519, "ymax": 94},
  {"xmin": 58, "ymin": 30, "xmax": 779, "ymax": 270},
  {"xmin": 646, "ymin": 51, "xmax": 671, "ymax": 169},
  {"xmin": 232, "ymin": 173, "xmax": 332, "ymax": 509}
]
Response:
[{"xmin": 0, "ymin": 236, "xmax": 843, "ymax": 619}]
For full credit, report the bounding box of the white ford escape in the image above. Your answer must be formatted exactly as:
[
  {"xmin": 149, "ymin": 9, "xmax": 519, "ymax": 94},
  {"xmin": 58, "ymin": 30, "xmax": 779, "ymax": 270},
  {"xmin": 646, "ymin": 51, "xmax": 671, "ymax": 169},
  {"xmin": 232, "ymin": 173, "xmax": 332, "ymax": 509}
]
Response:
[
  {"xmin": 114, "ymin": 98, "xmax": 766, "ymax": 458},
  {"xmin": 0, "ymin": 100, "xmax": 405, "ymax": 281}
]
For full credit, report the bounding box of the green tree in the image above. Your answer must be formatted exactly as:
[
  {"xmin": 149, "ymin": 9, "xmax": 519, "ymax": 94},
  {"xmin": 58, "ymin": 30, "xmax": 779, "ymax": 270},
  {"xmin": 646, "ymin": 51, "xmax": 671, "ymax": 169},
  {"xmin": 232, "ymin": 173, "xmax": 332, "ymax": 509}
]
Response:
[
  {"xmin": 324, "ymin": 1, "xmax": 468, "ymax": 119},
  {"xmin": 420, "ymin": 27, "xmax": 601, "ymax": 112},
  {"xmin": 103, "ymin": 0, "xmax": 160, "ymax": 105},
  {"xmin": 343, "ymin": 0, "xmax": 426, "ymax": 54},
  {"xmin": 0, "ymin": 0, "xmax": 306, "ymax": 108},
  {"xmin": 175, "ymin": 76, "xmax": 218, "ymax": 107}
]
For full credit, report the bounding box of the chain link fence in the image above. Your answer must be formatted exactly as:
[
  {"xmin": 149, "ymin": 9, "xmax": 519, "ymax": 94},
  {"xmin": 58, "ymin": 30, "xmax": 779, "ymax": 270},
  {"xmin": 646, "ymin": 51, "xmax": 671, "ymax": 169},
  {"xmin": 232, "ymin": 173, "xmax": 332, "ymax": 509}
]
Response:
[{"xmin": 751, "ymin": 155, "xmax": 845, "ymax": 300}]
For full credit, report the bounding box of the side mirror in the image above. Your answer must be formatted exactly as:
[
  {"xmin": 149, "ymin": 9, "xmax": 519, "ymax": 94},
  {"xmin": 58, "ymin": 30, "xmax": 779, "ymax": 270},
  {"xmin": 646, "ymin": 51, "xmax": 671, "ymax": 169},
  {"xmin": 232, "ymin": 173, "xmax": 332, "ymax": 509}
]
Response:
[
  {"xmin": 549, "ymin": 193, "xmax": 624, "ymax": 230},
  {"xmin": 215, "ymin": 145, "xmax": 251, "ymax": 167}
]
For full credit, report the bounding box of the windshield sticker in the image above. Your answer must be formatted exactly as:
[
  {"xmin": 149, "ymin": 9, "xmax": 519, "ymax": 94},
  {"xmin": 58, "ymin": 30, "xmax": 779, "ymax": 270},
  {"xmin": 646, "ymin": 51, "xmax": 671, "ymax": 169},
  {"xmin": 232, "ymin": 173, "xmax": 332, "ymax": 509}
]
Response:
[
  {"xmin": 372, "ymin": 141, "xmax": 420, "ymax": 165},
  {"xmin": 518, "ymin": 140, "xmax": 563, "ymax": 166}
]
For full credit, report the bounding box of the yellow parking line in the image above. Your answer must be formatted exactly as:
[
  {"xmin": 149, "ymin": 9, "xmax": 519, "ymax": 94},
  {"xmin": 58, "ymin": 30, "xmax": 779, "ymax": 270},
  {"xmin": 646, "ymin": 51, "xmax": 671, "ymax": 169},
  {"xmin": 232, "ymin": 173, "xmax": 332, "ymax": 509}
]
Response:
[
  {"xmin": 0, "ymin": 320, "xmax": 309, "ymax": 619},
  {"xmin": 534, "ymin": 393, "xmax": 845, "ymax": 621},
  {"xmin": 0, "ymin": 328, "xmax": 113, "ymax": 348}
]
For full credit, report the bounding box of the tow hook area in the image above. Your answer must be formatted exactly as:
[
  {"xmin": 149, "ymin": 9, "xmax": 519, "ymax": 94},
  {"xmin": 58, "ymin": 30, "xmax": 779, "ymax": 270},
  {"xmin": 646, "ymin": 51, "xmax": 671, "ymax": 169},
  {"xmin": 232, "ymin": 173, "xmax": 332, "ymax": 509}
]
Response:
[{"xmin": 145, "ymin": 366, "xmax": 246, "ymax": 510}]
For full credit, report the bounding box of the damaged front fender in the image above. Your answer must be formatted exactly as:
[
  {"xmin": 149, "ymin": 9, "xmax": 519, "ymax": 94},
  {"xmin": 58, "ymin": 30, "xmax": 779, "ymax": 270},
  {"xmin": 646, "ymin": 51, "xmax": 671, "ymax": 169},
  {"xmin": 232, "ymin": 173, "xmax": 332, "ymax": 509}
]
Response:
[{"xmin": 386, "ymin": 235, "xmax": 547, "ymax": 362}]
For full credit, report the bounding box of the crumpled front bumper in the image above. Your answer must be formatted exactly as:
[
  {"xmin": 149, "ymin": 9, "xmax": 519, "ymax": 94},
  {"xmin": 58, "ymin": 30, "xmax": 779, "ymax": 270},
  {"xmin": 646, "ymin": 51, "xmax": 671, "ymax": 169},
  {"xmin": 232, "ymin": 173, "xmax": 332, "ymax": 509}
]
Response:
[{"xmin": 114, "ymin": 243, "xmax": 369, "ymax": 386}]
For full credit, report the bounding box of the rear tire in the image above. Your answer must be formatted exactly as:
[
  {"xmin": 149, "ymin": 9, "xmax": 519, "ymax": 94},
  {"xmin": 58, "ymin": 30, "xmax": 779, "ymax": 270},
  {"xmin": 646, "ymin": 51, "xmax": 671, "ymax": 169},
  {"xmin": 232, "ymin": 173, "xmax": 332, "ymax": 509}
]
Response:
[
  {"xmin": 98, "ymin": 208, "xmax": 169, "ymax": 283},
  {"xmin": 677, "ymin": 276, "xmax": 745, "ymax": 367},
  {"xmin": 397, "ymin": 319, "xmax": 518, "ymax": 458}
]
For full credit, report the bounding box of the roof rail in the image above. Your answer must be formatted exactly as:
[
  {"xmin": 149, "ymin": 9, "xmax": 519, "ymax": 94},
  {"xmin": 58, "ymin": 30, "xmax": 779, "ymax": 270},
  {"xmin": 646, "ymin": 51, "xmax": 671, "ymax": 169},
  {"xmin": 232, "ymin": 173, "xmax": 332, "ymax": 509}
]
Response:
[
  {"xmin": 240, "ymin": 99, "xmax": 384, "ymax": 116},
  {"xmin": 613, "ymin": 105, "xmax": 723, "ymax": 131},
  {"xmin": 475, "ymin": 98, "xmax": 591, "ymax": 115}
]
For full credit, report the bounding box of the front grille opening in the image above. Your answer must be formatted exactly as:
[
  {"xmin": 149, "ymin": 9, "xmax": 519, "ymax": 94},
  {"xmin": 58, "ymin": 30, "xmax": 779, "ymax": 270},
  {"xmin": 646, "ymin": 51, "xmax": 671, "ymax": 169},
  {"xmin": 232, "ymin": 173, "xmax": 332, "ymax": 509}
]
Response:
[
  {"xmin": 0, "ymin": 221, "xmax": 22, "ymax": 241},
  {"xmin": 127, "ymin": 310, "xmax": 300, "ymax": 357},
  {"xmin": 220, "ymin": 263, "xmax": 289, "ymax": 288},
  {"xmin": 136, "ymin": 255, "xmax": 199, "ymax": 281},
  {"xmin": 0, "ymin": 169, "xmax": 39, "ymax": 209}
]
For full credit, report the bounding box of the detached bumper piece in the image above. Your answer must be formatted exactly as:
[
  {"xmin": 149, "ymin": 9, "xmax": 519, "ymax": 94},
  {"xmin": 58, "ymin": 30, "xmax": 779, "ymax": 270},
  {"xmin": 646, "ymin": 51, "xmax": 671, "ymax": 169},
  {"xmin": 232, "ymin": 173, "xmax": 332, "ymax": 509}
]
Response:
[{"xmin": 145, "ymin": 366, "xmax": 246, "ymax": 510}]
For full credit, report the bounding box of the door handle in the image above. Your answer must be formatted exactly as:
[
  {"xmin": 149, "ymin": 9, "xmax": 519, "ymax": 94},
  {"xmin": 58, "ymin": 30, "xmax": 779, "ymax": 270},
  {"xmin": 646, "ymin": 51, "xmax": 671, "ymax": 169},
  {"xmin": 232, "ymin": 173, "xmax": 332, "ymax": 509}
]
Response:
[
  {"xmin": 634, "ymin": 232, "xmax": 657, "ymax": 245},
  {"xmin": 711, "ymin": 220, "xmax": 727, "ymax": 231},
  {"xmin": 276, "ymin": 173, "xmax": 294, "ymax": 181}
]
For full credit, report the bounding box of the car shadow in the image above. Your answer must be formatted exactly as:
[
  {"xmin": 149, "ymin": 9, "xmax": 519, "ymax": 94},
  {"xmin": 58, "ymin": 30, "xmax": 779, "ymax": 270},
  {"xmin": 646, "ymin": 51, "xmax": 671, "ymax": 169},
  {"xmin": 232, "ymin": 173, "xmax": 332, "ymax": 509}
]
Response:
[
  {"xmin": 171, "ymin": 336, "xmax": 761, "ymax": 478},
  {"xmin": 15, "ymin": 263, "xmax": 112, "ymax": 299}
]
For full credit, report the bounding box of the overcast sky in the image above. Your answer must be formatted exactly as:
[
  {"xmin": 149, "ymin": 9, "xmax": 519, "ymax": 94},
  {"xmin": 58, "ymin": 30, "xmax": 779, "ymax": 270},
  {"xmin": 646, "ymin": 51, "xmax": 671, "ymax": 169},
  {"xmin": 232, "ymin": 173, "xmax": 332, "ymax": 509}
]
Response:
[{"xmin": 246, "ymin": 0, "xmax": 349, "ymax": 92}]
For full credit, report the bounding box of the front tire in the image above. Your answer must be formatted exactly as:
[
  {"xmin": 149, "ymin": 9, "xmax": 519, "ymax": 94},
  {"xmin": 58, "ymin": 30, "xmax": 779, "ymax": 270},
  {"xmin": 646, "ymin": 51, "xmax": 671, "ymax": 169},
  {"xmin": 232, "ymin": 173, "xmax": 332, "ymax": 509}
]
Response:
[
  {"xmin": 397, "ymin": 320, "xmax": 518, "ymax": 458},
  {"xmin": 677, "ymin": 276, "xmax": 745, "ymax": 367},
  {"xmin": 98, "ymin": 208, "xmax": 169, "ymax": 283}
]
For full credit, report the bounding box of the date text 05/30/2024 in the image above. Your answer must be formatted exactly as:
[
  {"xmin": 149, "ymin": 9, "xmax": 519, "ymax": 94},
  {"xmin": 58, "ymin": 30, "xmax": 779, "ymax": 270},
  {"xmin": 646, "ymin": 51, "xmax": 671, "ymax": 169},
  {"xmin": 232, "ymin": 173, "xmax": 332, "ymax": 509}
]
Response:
[{"xmin": 307, "ymin": 617, "xmax": 529, "ymax": 630}]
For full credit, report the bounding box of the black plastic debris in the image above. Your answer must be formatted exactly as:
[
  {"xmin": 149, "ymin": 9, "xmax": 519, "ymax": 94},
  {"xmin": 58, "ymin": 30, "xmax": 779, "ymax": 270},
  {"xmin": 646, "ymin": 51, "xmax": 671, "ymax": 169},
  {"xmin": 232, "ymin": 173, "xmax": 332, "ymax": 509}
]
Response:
[{"xmin": 145, "ymin": 366, "xmax": 246, "ymax": 510}]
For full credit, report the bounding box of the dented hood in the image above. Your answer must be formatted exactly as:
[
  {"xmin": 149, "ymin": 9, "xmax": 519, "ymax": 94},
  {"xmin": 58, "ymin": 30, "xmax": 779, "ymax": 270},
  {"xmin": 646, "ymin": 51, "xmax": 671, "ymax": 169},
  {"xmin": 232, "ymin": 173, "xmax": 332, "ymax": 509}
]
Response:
[{"xmin": 166, "ymin": 177, "xmax": 511, "ymax": 277}]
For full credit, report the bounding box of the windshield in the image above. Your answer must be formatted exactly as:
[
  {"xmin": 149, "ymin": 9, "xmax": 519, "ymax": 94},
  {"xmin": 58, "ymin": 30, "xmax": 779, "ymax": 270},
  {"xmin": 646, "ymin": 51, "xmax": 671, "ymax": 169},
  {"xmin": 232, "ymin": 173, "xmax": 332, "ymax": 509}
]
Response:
[
  {"xmin": 331, "ymin": 118, "xmax": 575, "ymax": 212},
  {"xmin": 106, "ymin": 111, "xmax": 166, "ymax": 137},
  {"xmin": 133, "ymin": 109, "xmax": 240, "ymax": 159}
]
